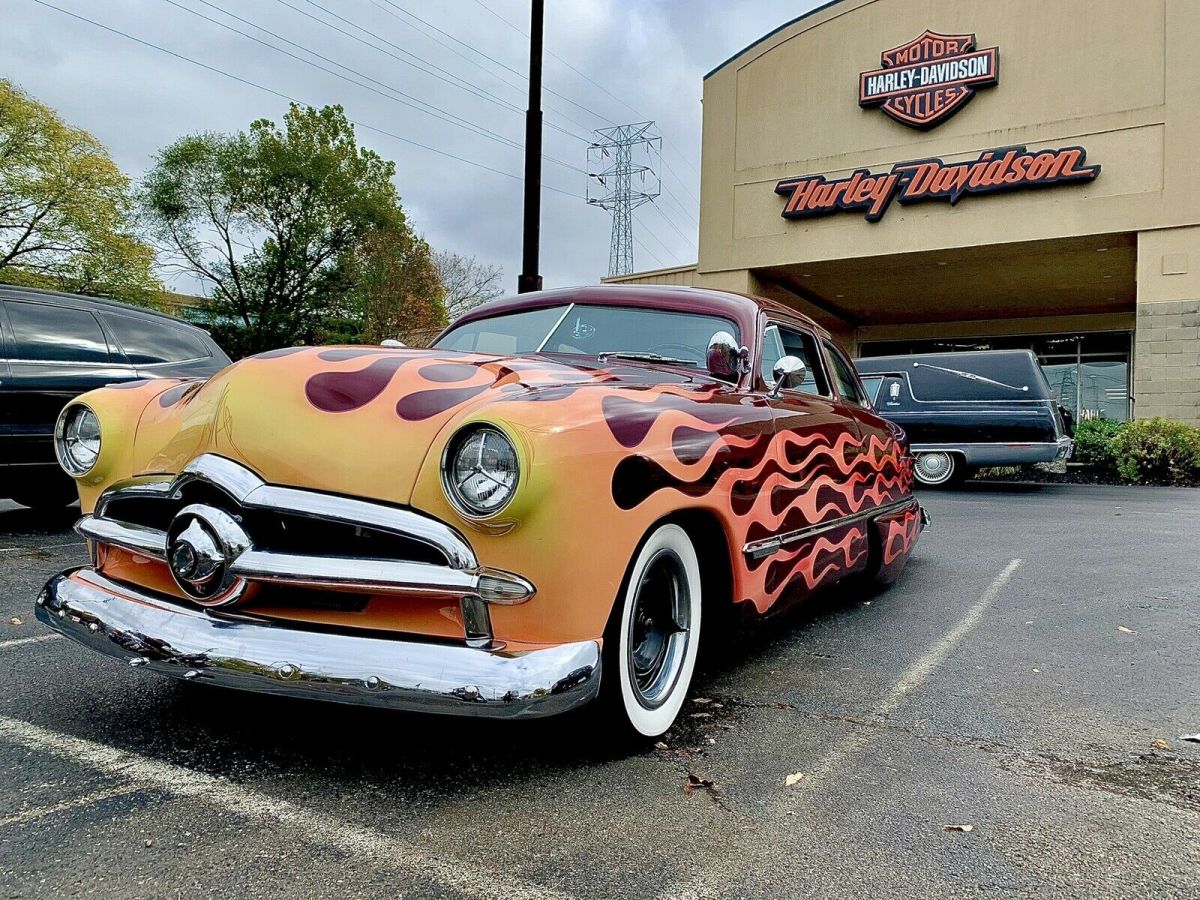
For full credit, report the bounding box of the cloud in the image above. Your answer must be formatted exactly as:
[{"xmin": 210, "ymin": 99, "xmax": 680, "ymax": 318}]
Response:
[{"xmin": 5, "ymin": 0, "xmax": 824, "ymax": 293}]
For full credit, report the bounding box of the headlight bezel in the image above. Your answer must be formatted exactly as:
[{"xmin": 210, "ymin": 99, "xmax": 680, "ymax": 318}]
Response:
[
  {"xmin": 440, "ymin": 424, "xmax": 520, "ymax": 519},
  {"xmin": 54, "ymin": 403, "xmax": 102, "ymax": 477}
]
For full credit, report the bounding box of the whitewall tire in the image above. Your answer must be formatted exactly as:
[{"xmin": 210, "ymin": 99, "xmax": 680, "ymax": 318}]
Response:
[
  {"xmin": 913, "ymin": 451, "xmax": 957, "ymax": 486},
  {"xmin": 610, "ymin": 523, "xmax": 702, "ymax": 738}
]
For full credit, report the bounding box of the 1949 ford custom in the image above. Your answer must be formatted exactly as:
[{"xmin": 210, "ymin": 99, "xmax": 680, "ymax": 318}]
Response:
[{"xmin": 36, "ymin": 285, "xmax": 924, "ymax": 737}]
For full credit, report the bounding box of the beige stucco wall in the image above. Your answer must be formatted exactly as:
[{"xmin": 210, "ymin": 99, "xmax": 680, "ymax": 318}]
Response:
[{"xmin": 699, "ymin": 0, "xmax": 1200, "ymax": 274}]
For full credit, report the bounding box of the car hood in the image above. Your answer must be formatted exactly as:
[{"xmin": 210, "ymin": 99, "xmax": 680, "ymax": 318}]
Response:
[{"xmin": 133, "ymin": 346, "xmax": 707, "ymax": 505}]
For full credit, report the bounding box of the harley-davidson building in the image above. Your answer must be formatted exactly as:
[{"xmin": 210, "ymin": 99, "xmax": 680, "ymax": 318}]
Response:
[{"xmin": 608, "ymin": 0, "xmax": 1200, "ymax": 424}]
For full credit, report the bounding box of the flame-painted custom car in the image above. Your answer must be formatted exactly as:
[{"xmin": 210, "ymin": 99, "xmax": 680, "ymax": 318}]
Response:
[{"xmin": 37, "ymin": 285, "xmax": 925, "ymax": 737}]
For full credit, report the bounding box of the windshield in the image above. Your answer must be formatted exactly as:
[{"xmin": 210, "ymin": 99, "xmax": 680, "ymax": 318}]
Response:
[{"xmin": 435, "ymin": 304, "xmax": 739, "ymax": 370}]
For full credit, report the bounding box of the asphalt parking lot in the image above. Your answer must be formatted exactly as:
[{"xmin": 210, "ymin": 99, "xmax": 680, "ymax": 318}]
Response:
[{"xmin": 1, "ymin": 482, "xmax": 1197, "ymax": 899}]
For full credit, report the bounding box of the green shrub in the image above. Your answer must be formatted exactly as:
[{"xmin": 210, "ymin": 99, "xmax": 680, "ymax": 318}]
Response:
[
  {"xmin": 1071, "ymin": 418, "xmax": 1125, "ymax": 474},
  {"xmin": 1110, "ymin": 418, "xmax": 1200, "ymax": 485}
]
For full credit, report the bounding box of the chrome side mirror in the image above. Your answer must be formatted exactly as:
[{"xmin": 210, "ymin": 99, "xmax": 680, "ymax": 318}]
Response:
[
  {"xmin": 770, "ymin": 356, "xmax": 806, "ymax": 398},
  {"xmin": 706, "ymin": 331, "xmax": 750, "ymax": 380}
]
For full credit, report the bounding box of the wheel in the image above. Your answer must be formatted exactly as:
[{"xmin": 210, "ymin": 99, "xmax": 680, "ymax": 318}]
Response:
[
  {"xmin": 603, "ymin": 523, "xmax": 703, "ymax": 738},
  {"xmin": 913, "ymin": 451, "xmax": 958, "ymax": 487},
  {"xmin": 8, "ymin": 478, "xmax": 78, "ymax": 509}
]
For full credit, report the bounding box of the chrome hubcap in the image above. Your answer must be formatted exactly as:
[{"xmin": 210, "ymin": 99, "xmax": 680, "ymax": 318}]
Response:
[
  {"xmin": 915, "ymin": 452, "xmax": 953, "ymax": 484},
  {"xmin": 628, "ymin": 549, "xmax": 691, "ymax": 709}
]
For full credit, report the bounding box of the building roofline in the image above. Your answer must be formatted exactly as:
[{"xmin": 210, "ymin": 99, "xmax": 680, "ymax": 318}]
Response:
[
  {"xmin": 602, "ymin": 263, "xmax": 698, "ymax": 283},
  {"xmin": 704, "ymin": 0, "xmax": 849, "ymax": 80}
]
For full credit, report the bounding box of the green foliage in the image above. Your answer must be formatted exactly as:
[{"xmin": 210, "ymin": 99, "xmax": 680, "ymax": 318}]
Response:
[
  {"xmin": 142, "ymin": 103, "xmax": 438, "ymax": 355},
  {"xmin": 1110, "ymin": 418, "xmax": 1200, "ymax": 485},
  {"xmin": 346, "ymin": 228, "xmax": 446, "ymax": 345},
  {"xmin": 1071, "ymin": 418, "xmax": 1125, "ymax": 475},
  {"xmin": 0, "ymin": 79, "xmax": 159, "ymax": 302}
]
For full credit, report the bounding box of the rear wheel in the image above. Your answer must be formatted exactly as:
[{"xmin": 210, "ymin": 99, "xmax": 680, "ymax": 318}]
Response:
[
  {"xmin": 603, "ymin": 523, "xmax": 702, "ymax": 738},
  {"xmin": 913, "ymin": 451, "xmax": 959, "ymax": 487}
]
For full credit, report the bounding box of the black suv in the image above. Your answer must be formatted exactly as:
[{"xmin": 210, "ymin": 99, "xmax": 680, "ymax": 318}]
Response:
[{"xmin": 0, "ymin": 285, "xmax": 230, "ymax": 509}]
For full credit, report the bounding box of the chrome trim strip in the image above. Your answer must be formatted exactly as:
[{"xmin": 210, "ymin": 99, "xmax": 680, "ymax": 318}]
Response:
[
  {"xmin": 229, "ymin": 551, "xmax": 480, "ymax": 597},
  {"xmin": 36, "ymin": 570, "xmax": 600, "ymax": 719},
  {"xmin": 742, "ymin": 497, "xmax": 917, "ymax": 561},
  {"xmin": 76, "ymin": 516, "xmax": 167, "ymax": 559},
  {"xmin": 909, "ymin": 440, "xmax": 1070, "ymax": 450}
]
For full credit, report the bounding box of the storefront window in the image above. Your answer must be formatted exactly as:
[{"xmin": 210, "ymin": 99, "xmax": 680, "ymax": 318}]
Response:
[{"xmin": 859, "ymin": 332, "xmax": 1132, "ymax": 422}]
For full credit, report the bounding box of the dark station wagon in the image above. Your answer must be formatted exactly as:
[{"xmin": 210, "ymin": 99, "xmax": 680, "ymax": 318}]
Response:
[
  {"xmin": 854, "ymin": 349, "xmax": 1074, "ymax": 486},
  {"xmin": 0, "ymin": 285, "xmax": 230, "ymax": 508}
]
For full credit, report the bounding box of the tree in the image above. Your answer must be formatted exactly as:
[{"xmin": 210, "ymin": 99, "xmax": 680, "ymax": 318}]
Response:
[
  {"xmin": 433, "ymin": 249, "xmax": 504, "ymax": 320},
  {"xmin": 0, "ymin": 79, "xmax": 158, "ymax": 302},
  {"xmin": 142, "ymin": 103, "xmax": 411, "ymax": 354},
  {"xmin": 343, "ymin": 228, "xmax": 447, "ymax": 346}
]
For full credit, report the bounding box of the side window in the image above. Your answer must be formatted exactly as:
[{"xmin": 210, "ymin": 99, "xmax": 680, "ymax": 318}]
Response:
[
  {"xmin": 102, "ymin": 314, "xmax": 209, "ymax": 364},
  {"xmin": 763, "ymin": 323, "xmax": 830, "ymax": 396},
  {"xmin": 759, "ymin": 325, "xmax": 785, "ymax": 384},
  {"xmin": 6, "ymin": 300, "xmax": 111, "ymax": 363},
  {"xmin": 824, "ymin": 340, "xmax": 868, "ymax": 407},
  {"xmin": 860, "ymin": 376, "xmax": 884, "ymax": 405}
]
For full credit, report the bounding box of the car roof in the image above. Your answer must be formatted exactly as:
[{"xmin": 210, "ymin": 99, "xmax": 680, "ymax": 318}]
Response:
[
  {"xmin": 0, "ymin": 283, "xmax": 207, "ymax": 332},
  {"xmin": 854, "ymin": 349, "xmax": 1042, "ymax": 372},
  {"xmin": 443, "ymin": 284, "xmax": 828, "ymax": 345}
]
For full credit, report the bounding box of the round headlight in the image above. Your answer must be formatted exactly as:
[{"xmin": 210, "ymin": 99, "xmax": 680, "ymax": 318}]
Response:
[
  {"xmin": 55, "ymin": 404, "xmax": 102, "ymax": 476},
  {"xmin": 443, "ymin": 425, "xmax": 519, "ymax": 517}
]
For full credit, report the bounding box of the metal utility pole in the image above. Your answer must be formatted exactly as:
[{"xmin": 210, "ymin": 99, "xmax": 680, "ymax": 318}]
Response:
[
  {"xmin": 587, "ymin": 122, "xmax": 662, "ymax": 277},
  {"xmin": 517, "ymin": 0, "xmax": 544, "ymax": 293}
]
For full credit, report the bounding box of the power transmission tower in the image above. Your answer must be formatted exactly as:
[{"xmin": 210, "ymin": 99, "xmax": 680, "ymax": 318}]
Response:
[{"xmin": 587, "ymin": 122, "xmax": 661, "ymax": 277}]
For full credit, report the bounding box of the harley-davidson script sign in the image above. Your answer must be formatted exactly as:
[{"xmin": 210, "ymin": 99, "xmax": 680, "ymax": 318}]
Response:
[
  {"xmin": 775, "ymin": 146, "xmax": 1100, "ymax": 223},
  {"xmin": 859, "ymin": 30, "xmax": 999, "ymax": 129}
]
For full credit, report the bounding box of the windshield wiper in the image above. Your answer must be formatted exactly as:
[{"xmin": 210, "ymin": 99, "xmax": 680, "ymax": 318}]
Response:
[
  {"xmin": 597, "ymin": 351, "xmax": 695, "ymax": 365},
  {"xmin": 912, "ymin": 362, "xmax": 1029, "ymax": 393}
]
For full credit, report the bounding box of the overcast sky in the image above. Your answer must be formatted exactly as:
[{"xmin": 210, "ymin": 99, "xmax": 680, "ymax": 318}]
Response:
[{"xmin": 5, "ymin": 0, "xmax": 822, "ymax": 294}]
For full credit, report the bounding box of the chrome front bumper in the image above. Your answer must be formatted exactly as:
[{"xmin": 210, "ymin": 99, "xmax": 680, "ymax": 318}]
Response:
[{"xmin": 36, "ymin": 569, "xmax": 602, "ymax": 719}]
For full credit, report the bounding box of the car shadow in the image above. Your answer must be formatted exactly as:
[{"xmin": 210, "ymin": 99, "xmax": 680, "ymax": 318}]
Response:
[
  {"xmin": 75, "ymin": 570, "xmax": 896, "ymax": 785},
  {"xmin": 0, "ymin": 501, "xmax": 80, "ymax": 537}
]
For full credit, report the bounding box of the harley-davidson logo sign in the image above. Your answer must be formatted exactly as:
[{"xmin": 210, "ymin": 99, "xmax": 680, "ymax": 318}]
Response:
[
  {"xmin": 859, "ymin": 30, "xmax": 999, "ymax": 129},
  {"xmin": 775, "ymin": 145, "xmax": 1100, "ymax": 223}
]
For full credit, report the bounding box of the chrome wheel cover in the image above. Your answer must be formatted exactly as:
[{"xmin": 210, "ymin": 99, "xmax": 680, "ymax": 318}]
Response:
[
  {"xmin": 914, "ymin": 451, "xmax": 955, "ymax": 486},
  {"xmin": 626, "ymin": 548, "xmax": 691, "ymax": 710}
]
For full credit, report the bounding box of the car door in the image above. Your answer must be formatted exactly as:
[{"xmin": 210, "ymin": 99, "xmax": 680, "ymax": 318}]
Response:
[
  {"xmin": 757, "ymin": 320, "xmax": 870, "ymax": 600},
  {"xmin": 1, "ymin": 298, "xmax": 136, "ymax": 472},
  {"xmin": 823, "ymin": 340, "xmax": 910, "ymax": 510}
]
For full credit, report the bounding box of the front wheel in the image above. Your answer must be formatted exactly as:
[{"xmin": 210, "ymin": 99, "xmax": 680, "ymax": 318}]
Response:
[
  {"xmin": 913, "ymin": 451, "xmax": 959, "ymax": 487},
  {"xmin": 603, "ymin": 523, "xmax": 702, "ymax": 738}
]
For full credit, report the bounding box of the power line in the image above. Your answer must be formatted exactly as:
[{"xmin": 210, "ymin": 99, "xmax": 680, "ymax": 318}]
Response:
[
  {"xmin": 158, "ymin": 0, "xmax": 586, "ymax": 176},
  {"xmin": 367, "ymin": 0, "xmax": 603, "ymax": 137},
  {"xmin": 376, "ymin": 0, "xmax": 620, "ymax": 128},
  {"xmin": 468, "ymin": 0, "xmax": 702, "ymax": 208},
  {"xmin": 274, "ymin": 0, "xmax": 591, "ymax": 146},
  {"xmin": 587, "ymin": 122, "xmax": 662, "ymax": 277},
  {"xmin": 30, "ymin": 0, "xmax": 584, "ymax": 199}
]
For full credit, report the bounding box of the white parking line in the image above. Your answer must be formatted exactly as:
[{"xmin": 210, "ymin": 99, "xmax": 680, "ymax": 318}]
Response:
[
  {"xmin": 664, "ymin": 558, "xmax": 1025, "ymax": 900},
  {"xmin": 0, "ymin": 784, "xmax": 141, "ymax": 827},
  {"xmin": 0, "ymin": 634, "xmax": 62, "ymax": 652},
  {"xmin": 0, "ymin": 715, "xmax": 574, "ymax": 900}
]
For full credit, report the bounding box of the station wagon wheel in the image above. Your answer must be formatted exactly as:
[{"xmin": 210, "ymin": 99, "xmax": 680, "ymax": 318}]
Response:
[
  {"xmin": 608, "ymin": 523, "xmax": 702, "ymax": 738},
  {"xmin": 913, "ymin": 451, "xmax": 957, "ymax": 486}
]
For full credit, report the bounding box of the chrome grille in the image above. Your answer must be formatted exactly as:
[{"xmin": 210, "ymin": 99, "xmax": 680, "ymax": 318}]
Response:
[{"xmin": 77, "ymin": 454, "xmax": 535, "ymax": 645}]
